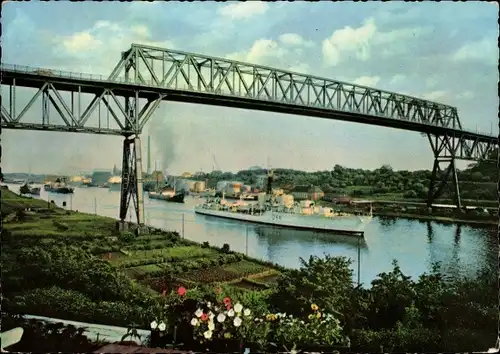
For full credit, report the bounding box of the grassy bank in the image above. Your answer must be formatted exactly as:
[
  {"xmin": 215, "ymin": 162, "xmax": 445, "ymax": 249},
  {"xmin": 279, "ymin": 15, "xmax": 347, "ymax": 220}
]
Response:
[{"xmin": 1, "ymin": 187, "xmax": 496, "ymax": 352}]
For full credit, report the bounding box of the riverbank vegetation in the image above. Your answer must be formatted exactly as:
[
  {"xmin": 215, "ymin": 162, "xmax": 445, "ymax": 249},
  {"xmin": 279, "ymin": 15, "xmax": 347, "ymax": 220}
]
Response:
[
  {"xmin": 194, "ymin": 148, "xmax": 498, "ymax": 204},
  {"xmin": 1, "ymin": 188, "xmax": 496, "ymax": 352}
]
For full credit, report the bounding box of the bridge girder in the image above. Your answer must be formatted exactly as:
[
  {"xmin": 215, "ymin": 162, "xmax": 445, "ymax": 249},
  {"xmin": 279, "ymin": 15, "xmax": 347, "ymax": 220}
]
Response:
[
  {"xmin": 108, "ymin": 44, "xmax": 463, "ymax": 131},
  {"xmin": 0, "ymin": 70, "xmax": 165, "ymax": 135}
]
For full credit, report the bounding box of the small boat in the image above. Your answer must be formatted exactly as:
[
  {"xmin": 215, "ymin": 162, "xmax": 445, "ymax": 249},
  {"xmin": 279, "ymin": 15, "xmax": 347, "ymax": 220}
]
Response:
[
  {"xmin": 148, "ymin": 187, "xmax": 185, "ymax": 203},
  {"xmin": 29, "ymin": 187, "xmax": 41, "ymax": 195},
  {"xmin": 45, "ymin": 179, "xmax": 74, "ymax": 194}
]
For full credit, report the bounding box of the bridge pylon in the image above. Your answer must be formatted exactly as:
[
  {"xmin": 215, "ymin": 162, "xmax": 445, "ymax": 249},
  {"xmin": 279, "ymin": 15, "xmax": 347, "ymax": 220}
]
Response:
[
  {"xmin": 426, "ymin": 134, "xmax": 462, "ymax": 209},
  {"xmin": 119, "ymin": 134, "xmax": 145, "ymax": 228}
]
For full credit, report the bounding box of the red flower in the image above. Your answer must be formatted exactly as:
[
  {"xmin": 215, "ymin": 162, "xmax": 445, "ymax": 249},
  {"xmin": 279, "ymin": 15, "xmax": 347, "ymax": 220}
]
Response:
[
  {"xmin": 226, "ymin": 304, "xmax": 232, "ymax": 310},
  {"xmin": 200, "ymin": 313, "xmax": 208, "ymax": 321},
  {"xmin": 223, "ymin": 297, "xmax": 231, "ymax": 305},
  {"xmin": 177, "ymin": 286, "xmax": 187, "ymax": 296}
]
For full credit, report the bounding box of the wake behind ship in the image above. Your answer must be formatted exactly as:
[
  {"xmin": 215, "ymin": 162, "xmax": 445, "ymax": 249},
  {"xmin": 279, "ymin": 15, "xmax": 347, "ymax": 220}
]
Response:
[{"xmin": 194, "ymin": 170, "xmax": 372, "ymax": 236}]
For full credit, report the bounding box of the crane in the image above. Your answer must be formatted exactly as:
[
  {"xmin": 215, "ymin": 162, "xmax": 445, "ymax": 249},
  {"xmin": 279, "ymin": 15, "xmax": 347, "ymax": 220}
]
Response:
[{"xmin": 212, "ymin": 154, "xmax": 220, "ymax": 172}]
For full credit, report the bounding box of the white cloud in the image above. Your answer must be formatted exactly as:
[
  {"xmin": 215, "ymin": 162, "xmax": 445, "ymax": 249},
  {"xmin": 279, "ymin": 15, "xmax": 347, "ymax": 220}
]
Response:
[
  {"xmin": 322, "ymin": 18, "xmax": 376, "ymax": 66},
  {"xmin": 52, "ymin": 21, "xmax": 174, "ymax": 73},
  {"xmin": 218, "ymin": 2, "xmax": 269, "ymax": 20},
  {"xmin": 322, "ymin": 18, "xmax": 431, "ymax": 66},
  {"xmin": 279, "ymin": 33, "xmax": 314, "ymax": 47},
  {"xmin": 422, "ymin": 90, "xmax": 447, "ymax": 101},
  {"xmin": 353, "ymin": 76, "xmax": 381, "ymax": 87},
  {"xmin": 452, "ymin": 38, "xmax": 498, "ymax": 65},
  {"xmin": 61, "ymin": 31, "xmax": 102, "ymax": 53},
  {"xmin": 227, "ymin": 39, "xmax": 287, "ymax": 65},
  {"xmin": 389, "ymin": 74, "xmax": 406, "ymax": 85}
]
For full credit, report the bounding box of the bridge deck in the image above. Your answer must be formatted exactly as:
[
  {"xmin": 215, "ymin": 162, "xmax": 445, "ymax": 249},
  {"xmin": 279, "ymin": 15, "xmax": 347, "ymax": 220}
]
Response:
[{"xmin": 1, "ymin": 65, "xmax": 496, "ymax": 143}]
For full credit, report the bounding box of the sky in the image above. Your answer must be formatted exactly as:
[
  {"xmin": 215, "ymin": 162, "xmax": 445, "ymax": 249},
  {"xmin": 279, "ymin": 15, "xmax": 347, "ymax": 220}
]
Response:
[{"xmin": 1, "ymin": 2, "xmax": 498, "ymax": 175}]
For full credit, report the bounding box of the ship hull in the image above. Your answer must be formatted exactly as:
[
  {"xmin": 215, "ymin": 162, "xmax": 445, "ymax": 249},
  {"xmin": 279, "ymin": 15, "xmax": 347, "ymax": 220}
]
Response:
[
  {"xmin": 148, "ymin": 192, "xmax": 185, "ymax": 203},
  {"xmin": 46, "ymin": 187, "xmax": 74, "ymax": 194},
  {"xmin": 194, "ymin": 207, "xmax": 370, "ymax": 236}
]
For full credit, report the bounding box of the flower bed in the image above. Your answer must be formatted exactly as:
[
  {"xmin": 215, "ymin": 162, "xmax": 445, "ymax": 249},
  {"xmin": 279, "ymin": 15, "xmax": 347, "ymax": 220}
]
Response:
[{"xmin": 147, "ymin": 286, "xmax": 349, "ymax": 352}]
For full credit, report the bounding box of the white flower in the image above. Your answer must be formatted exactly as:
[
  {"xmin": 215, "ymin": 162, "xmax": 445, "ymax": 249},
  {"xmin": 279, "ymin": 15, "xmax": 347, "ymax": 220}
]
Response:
[
  {"xmin": 191, "ymin": 318, "xmax": 199, "ymax": 326},
  {"xmin": 208, "ymin": 321, "xmax": 215, "ymax": 331},
  {"xmin": 158, "ymin": 322, "xmax": 166, "ymax": 331},
  {"xmin": 214, "ymin": 306, "xmax": 220, "ymax": 311},
  {"xmin": 208, "ymin": 311, "xmax": 215, "ymax": 320},
  {"xmin": 243, "ymin": 308, "xmax": 251, "ymax": 316},
  {"xmin": 203, "ymin": 330, "xmax": 213, "ymax": 339},
  {"xmin": 150, "ymin": 320, "xmax": 158, "ymax": 330},
  {"xmin": 207, "ymin": 302, "xmax": 212, "ymax": 308},
  {"xmin": 195, "ymin": 308, "xmax": 203, "ymax": 318},
  {"xmin": 234, "ymin": 303, "xmax": 243, "ymax": 313},
  {"xmin": 233, "ymin": 317, "xmax": 242, "ymax": 327},
  {"xmin": 227, "ymin": 309, "xmax": 235, "ymax": 317},
  {"xmin": 217, "ymin": 313, "xmax": 226, "ymax": 323}
]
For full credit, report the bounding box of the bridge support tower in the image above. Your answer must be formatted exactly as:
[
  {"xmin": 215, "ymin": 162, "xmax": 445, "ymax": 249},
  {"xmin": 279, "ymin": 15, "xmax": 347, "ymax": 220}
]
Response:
[
  {"xmin": 118, "ymin": 135, "xmax": 145, "ymax": 231},
  {"xmin": 426, "ymin": 134, "xmax": 462, "ymax": 209}
]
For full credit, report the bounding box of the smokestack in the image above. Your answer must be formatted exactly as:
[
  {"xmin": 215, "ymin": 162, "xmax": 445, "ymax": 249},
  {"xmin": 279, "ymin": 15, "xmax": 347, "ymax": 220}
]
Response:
[{"xmin": 147, "ymin": 136, "xmax": 151, "ymax": 174}]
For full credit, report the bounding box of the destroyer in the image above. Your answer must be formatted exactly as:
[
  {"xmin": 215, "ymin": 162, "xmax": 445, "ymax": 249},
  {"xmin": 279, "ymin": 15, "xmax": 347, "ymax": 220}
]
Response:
[{"xmin": 194, "ymin": 170, "xmax": 372, "ymax": 236}]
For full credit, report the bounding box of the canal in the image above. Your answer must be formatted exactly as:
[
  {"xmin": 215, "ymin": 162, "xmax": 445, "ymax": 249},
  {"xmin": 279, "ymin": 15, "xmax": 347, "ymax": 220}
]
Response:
[{"xmin": 12, "ymin": 184, "xmax": 497, "ymax": 287}]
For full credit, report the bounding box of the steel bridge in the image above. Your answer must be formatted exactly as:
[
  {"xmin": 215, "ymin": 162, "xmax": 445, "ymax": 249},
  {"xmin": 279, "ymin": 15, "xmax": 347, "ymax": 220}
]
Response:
[{"xmin": 1, "ymin": 44, "xmax": 497, "ymax": 227}]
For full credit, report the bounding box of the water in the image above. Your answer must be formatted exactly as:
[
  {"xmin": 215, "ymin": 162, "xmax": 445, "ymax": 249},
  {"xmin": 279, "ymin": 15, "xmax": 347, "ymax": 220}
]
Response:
[{"xmin": 9, "ymin": 184, "xmax": 497, "ymax": 286}]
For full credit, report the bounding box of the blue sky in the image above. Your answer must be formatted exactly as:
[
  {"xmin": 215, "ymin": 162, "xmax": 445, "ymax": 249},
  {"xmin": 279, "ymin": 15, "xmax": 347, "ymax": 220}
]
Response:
[{"xmin": 2, "ymin": 2, "xmax": 498, "ymax": 175}]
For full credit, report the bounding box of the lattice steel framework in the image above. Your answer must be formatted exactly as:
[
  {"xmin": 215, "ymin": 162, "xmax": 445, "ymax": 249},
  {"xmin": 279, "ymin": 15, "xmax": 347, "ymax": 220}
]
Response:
[
  {"xmin": 119, "ymin": 135, "xmax": 144, "ymax": 226},
  {"xmin": 426, "ymin": 132, "xmax": 497, "ymax": 208},
  {"xmin": 0, "ymin": 72, "xmax": 165, "ymax": 135},
  {"xmin": 107, "ymin": 44, "xmax": 464, "ymax": 132}
]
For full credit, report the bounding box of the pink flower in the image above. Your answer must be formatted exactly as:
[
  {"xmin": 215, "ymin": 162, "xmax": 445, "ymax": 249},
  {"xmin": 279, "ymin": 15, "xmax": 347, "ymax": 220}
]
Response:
[
  {"xmin": 201, "ymin": 313, "xmax": 208, "ymax": 321},
  {"xmin": 177, "ymin": 287, "xmax": 187, "ymax": 296},
  {"xmin": 223, "ymin": 297, "xmax": 231, "ymax": 305}
]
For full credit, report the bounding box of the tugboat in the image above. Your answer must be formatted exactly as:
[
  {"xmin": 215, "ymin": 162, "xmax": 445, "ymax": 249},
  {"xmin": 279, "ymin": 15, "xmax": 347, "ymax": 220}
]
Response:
[
  {"xmin": 20, "ymin": 183, "xmax": 41, "ymax": 196},
  {"xmin": 45, "ymin": 178, "xmax": 74, "ymax": 194},
  {"xmin": 148, "ymin": 176, "xmax": 184, "ymax": 203}
]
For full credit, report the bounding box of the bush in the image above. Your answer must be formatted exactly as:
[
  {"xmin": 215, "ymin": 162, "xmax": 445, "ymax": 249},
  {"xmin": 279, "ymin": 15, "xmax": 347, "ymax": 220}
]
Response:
[{"xmin": 222, "ymin": 243, "xmax": 230, "ymax": 253}]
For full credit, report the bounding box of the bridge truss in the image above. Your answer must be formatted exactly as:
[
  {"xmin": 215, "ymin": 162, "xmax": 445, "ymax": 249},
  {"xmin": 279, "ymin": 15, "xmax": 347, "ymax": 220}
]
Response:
[{"xmin": 1, "ymin": 43, "xmax": 498, "ymax": 226}]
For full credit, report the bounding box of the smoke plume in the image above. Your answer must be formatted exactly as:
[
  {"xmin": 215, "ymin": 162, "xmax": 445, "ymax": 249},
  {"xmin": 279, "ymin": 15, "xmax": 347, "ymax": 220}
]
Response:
[{"xmin": 147, "ymin": 112, "xmax": 177, "ymax": 173}]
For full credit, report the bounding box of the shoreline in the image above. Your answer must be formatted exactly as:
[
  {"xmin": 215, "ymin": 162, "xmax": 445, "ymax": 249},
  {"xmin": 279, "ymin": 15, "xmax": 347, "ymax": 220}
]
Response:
[{"xmin": 371, "ymin": 211, "xmax": 497, "ymax": 227}]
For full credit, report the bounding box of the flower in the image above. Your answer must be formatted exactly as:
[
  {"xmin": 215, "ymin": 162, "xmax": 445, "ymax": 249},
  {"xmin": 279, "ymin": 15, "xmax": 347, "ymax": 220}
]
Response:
[
  {"xmin": 208, "ymin": 311, "xmax": 215, "ymax": 320},
  {"xmin": 311, "ymin": 304, "xmax": 319, "ymax": 311},
  {"xmin": 316, "ymin": 312, "xmax": 322, "ymax": 319},
  {"xmin": 177, "ymin": 287, "xmax": 187, "ymax": 296},
  {"xmin": 217, "ymin": 313, "xmax": 226, "ymax": 323},
  {"xmin": 195, "ymin": 308, "xmax": 203, "ymax": 318},
  {"xmin": 158, "ymin": 322, "xmax": 166, "ymax": 331},
  {"xmin": 227, "ymin": 309, "xmax": 235, "ymax": 317},
  {"xmin": 203, "ymin": 330, "xmax": 212, "ymax": 339},
  {"xmin": 201, "ymin": 313, "xmax": 208, "ymax": 321},
  {"xmin": 234, "ymin": 303, "xmax": 243, "ymax": 313},
  {"xmin": 233, "ymin": 317, "xmax": 242, "ymax": 327},
  {"xmin": 308, "ymin": 314, "xmax": 314, "ymax": 320},
  {"xmin": 150, "ymin": 320, "xmax": 158, "ymax": 330},
  {"xmin": 207, "ymin": 302, "xmax": 212, "ymax": 308},
  {"xmin": 208, "ymin": 321, "xmax": 215, "ymax": 331},
  {"xmin": 191, "ymin": 318, "xmax": 199, "ymax": 326},
  {"xmin": 223, "ymin": 297, "xmax": 231, "ymax": 305},
  {"xmin": 243, "ymin": 308, "xmax": 251, "ymax": 316}
]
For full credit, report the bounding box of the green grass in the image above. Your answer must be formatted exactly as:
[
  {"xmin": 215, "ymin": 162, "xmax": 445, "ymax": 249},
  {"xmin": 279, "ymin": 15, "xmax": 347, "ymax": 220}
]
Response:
[{"xmin": 222, "ymin": 260, "xmax": 271, "ymax": 277}]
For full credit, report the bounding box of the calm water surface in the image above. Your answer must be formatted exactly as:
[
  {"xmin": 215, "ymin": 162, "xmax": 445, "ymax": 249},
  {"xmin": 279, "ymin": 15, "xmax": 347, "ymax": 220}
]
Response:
[{"xmin": 11, "ymin": 184, "xmax": 497, "ymax": 286}]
